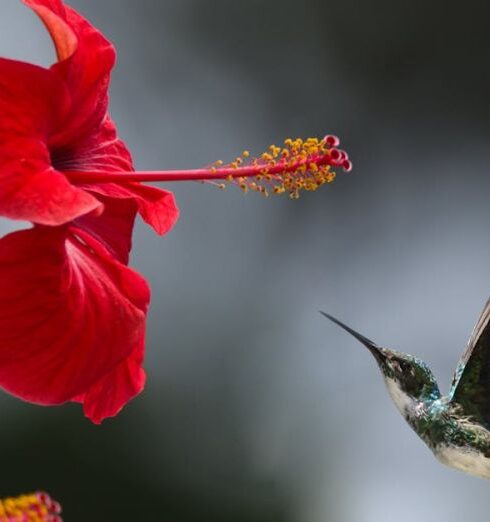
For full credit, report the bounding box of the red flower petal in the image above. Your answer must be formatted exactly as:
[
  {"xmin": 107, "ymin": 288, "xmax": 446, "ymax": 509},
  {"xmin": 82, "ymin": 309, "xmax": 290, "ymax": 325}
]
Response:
[
  {"xmin": 0, "ymin": 137, "xmax": 102, "ymax": 226},
  {"xmin": 74, "ymin": 337, "xmax": 146, "ymax": 424},
  {"xmin": 74, "ymin": 196, "xmax": 137, "ymax": 264},
  {"xmin": 0, "ymin": 58, "xmax": 102, "ymax": 225},
  {"xmin": 88, "ymin": 182, "xmax": 180, "ymax": 237},
  {"xmin": 22, "ymin": 0, "xmax": 76, "ymax": 61},
  {"xmin": 24, "ymin": 0, "xmax": 116, "ymax": 143},
  {"xmin": 0, "ymin": 225, "xmax": 150, "ymax": 409},
  {"xmin": 124, "ymin": 183, "xmax": 179, "ymax": 236}
]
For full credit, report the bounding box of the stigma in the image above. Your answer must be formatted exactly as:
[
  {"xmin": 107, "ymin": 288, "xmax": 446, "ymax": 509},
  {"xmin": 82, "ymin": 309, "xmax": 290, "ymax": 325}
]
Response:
[
  {"xmin": 0, "ymin": 492, "xmax": 62, "ymax": 522},
  {"xmin": 64, "ymin": 134, "xmax": 352, "ymax": 199}
]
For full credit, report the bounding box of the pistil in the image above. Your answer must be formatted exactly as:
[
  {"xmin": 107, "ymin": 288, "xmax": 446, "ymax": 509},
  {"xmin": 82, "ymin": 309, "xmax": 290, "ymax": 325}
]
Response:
[{"xmin": 64, "ymin": 135, "xmax": 352, "ymax": 199}]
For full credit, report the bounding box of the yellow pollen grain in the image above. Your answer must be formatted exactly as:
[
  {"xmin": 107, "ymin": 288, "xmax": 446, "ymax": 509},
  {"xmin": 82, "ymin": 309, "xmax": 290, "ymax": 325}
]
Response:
[{"xmin": 309, "ymin": 163, "xmax": 319, "ymax": 172}]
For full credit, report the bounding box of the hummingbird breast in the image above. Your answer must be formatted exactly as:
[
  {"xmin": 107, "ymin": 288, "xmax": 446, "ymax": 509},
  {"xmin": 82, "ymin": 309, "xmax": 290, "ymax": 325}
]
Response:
[{"xmin": 434, "ymin": 444, "xmax": 490, "ymax": 480}]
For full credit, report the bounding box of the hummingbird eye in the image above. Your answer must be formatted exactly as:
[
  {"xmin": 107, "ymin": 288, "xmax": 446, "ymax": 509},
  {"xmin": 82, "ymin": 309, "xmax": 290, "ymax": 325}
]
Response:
[{"xmin": 393, "ymin": 360, "xmax": 410, "ymax": 374}]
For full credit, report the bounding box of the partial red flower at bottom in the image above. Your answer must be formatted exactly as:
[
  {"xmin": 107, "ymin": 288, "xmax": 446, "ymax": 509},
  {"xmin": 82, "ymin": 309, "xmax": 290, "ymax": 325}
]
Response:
[
  {"xmin": 0, "ymin": 0, "xmax": 352, "ymax": 422},
  {"xmin": 0, "ymin": 491, "xmax": 61, "ymax": 522}
]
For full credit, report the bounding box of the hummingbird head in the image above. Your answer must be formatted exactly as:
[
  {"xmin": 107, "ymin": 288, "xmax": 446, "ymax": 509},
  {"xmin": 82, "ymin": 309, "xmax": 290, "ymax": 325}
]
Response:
[{"xmin": 321, "ymin": 312, "xmax": 441, "ymax": 415}]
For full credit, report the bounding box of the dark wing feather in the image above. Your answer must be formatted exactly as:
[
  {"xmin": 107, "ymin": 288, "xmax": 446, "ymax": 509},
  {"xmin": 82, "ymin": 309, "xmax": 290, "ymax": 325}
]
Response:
[{"xmin": 450, "ymin": 297, "xmax": 490, "ymax": 428}]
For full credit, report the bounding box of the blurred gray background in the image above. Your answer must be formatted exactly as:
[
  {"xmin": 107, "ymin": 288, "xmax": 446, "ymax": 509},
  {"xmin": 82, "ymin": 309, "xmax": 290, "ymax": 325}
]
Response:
[{"xmin": 1, "ymin": 0, "xmax": 490, "ymax": 520}]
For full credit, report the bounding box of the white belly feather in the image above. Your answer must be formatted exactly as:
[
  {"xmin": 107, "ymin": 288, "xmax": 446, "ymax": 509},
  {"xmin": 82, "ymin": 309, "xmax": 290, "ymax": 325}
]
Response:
[{"xmin": 435, "ymin": 445, "xmax": 490, "ymax": 480}]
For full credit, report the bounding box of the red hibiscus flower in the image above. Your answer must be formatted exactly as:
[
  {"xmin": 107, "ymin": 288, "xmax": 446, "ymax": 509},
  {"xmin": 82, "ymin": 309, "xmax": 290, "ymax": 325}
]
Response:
[
  {"xmin": 0, "ymin": 491, "xmax": 62, "ymax": 522},
  {"xmin": 0, "ymin": 0, "xmax": 352, "ymax": 423},
  {"xmin": 0, "ymin": 0, "xmax": 179, "ymax": 424}
]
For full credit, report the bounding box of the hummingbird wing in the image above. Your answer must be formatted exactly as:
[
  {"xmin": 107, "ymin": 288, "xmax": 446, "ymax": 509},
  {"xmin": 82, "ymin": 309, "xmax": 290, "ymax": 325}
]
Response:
[{"xmin": 449, "ymin": 297, "xmax": 490, "ymax": 427}]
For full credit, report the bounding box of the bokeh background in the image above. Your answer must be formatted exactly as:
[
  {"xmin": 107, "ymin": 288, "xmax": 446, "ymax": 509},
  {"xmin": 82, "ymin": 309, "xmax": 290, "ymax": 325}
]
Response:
[{"xmin": 1, "ymin": 0, "xmax": 490, "ymax": 520}]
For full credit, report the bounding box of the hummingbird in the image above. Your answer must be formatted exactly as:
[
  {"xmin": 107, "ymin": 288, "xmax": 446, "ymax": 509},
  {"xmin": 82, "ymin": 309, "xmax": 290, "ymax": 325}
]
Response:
[{"xmin": 321, "ymin": 299, "xmax": 490, "ymax": 480}]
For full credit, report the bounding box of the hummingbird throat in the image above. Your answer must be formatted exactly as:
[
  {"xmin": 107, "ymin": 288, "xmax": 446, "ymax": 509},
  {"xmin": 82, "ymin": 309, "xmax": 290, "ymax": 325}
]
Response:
[{"xmin": 384, "ymin": 377, "xmax": 419, "ymax": 417}]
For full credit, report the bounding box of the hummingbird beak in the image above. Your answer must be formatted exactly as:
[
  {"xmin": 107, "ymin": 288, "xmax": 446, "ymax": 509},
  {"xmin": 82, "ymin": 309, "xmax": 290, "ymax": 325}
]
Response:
[{"xmin": 320, "ymin": 311, "xmax": 385, "ymax": 362}]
